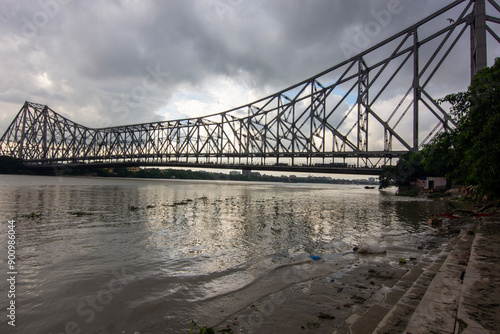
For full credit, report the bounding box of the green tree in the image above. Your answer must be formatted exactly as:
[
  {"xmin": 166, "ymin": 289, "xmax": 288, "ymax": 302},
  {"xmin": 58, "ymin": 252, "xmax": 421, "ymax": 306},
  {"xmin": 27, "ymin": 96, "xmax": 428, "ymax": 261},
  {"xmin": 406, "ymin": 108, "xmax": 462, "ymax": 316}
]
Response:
[
  {"xmin": 421, "ymin": 131, "xmax": 458, "ymax": 178},
  {"xmin": 0, "ymin": 156, "xmax": 25, "ymax": 174},
  {"xmin": 379, "ymin": 151, "xmax": 425, "ymax": 189},
  {"xmin": 114, "ymin": 167, "xmax": 129, "ymax": 177},
  {"xmin": 433, "ymin": 57, "xmax": 500, "ymax": 196}
]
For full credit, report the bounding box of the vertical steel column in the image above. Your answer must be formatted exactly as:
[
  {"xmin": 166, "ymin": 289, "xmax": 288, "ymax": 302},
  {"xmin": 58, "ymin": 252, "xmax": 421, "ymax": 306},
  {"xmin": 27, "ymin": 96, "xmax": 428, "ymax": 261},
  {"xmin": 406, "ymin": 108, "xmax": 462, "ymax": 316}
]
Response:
[
  {"xmin": 175, "ymin": 124, "xmax": 180, "ymax": 162},
  {"xmin": 263, "ymin": 109, "xmax": 268, "ymax": 165},
  {"xmin": 357, "ymin": 59, "xmax": 369, "ymax": 152},
  {"xmin": 322, "ymin": 90, "xmax": 326, "ymax": 156},
  {"xmin": 18, "ymin": 102, "xmax": 28, "ymax": 160},
  {"xmin": 357, "ymin": 59, "xmax": 369, "ymax": 168},
  {"xmin": 413, "ymin": 30, "xmax": 420, "ymax": 151},
  {"xmin": 276, "ymin": 99, "xmax": 281, "ymax": 165},
  {"xmin": 198, "ymin": 120, "xmax": 202, "ymax": 163},
  {"xmin": 241, "ymin": 117, "xmax": 245, "ymax": 165},
  {"xmin": 291, "ymin": 102, "xmax": 295, "ymax": 166},
  {"xmin": 246, "ymin": 108, "xmax": 250, "ymax": 165},
  {"xmin": 309, "ymin": 82, "xmax": 314, "ymax": 162},
  {"xmin": 219, "ymin": 115, "xmax": 223, "ymax": 164},
  {"xmin": 42, "ymin": 105, "xmax": 48, "ymax": 159},
  {"xmin": 471, "ymin": 0, "xmax": 487, "ymax": 78}
]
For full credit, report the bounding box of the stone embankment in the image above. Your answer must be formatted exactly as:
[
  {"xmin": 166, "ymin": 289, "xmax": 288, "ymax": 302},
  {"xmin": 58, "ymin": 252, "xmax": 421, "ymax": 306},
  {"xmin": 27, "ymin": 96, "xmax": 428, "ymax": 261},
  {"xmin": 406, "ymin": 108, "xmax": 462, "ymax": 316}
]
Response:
[{"xmin": 348, "ymin": 215, "xmax": 500, "ymax": 334}]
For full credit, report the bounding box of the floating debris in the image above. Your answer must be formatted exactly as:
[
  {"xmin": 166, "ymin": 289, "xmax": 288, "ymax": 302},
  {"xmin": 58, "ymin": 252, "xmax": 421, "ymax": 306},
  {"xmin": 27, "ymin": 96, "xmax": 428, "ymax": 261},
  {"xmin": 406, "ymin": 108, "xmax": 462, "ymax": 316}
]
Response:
[
  {"xmin": 318, "ymin": 312, "xmax": 335, "ymax": 320},
  {"xmin": 70, "ymin": 211, "xmax": 93, "ymax": 217},
  {"xmin": 25, "ymin": 212, "xmax": 41, "ymax": 220},
  {"xmin": 170, "ymin": 201, "xmax": 190, "ymax": 207},
  {"xmin": 307, "ymin": 322, "xmax": 320, "ymax": 328},
  {"xmin": 353, "ymin": 244, "xmax": 387, "ymax": 254}
]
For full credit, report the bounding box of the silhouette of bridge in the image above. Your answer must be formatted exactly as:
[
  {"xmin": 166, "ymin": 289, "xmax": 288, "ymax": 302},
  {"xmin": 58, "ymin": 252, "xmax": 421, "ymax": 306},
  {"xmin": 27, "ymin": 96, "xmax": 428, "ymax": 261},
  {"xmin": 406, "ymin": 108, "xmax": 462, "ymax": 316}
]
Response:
[{"xmin": 1, "ymin": 0, "xmax": 499, "ymax": 176}]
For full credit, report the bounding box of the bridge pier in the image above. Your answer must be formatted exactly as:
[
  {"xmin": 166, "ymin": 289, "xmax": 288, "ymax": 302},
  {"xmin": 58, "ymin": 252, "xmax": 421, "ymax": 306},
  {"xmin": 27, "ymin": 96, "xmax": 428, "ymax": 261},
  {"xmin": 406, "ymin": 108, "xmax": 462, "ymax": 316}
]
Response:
[{"xmin": 242, "ymin": 168, "xmax": 252, "ymax": 177}]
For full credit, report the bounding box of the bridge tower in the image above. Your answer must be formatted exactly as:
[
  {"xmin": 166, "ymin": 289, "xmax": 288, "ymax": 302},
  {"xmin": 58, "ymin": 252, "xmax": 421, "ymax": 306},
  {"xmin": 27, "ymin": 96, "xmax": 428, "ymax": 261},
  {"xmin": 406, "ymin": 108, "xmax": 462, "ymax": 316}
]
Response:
[{"xmin": 471, "ymin": 0, "xmax": 487, "ymax": 78}]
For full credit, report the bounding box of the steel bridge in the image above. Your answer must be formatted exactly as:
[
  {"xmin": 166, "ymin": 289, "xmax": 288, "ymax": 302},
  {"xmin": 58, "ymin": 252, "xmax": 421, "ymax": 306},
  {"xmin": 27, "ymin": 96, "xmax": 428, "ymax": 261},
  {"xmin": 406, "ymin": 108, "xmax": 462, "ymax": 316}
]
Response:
[{"xmin": 1, "ymin": 0, "xmax": 499, "ymax": 176}]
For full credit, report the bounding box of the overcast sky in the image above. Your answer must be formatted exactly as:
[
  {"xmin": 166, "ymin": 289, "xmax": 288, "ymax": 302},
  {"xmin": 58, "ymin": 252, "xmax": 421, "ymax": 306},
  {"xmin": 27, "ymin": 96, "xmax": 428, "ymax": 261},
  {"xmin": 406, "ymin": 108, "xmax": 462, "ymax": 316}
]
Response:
[{"xmin": 0, "ymin": 0, "xmax": 499, "ymax": 134}]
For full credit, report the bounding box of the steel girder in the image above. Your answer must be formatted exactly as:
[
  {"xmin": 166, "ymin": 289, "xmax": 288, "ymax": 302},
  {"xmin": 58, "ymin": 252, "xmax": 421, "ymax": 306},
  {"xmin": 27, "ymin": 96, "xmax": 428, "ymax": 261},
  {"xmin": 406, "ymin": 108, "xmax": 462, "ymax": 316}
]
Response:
[{"xmin": 1, "ymin": 0, "xmax": 499, "ymax": 170}]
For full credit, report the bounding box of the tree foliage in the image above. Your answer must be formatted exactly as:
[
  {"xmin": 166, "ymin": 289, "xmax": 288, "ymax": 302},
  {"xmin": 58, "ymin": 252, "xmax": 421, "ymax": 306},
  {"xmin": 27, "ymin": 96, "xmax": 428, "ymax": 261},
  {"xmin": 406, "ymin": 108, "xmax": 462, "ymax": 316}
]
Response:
[
  {"xmin": 0, "ymin": 156, "xmax": 25, "ymax": 174},
  {"xmin": 379, "ymin": 151, "xmax": 425, "ymax": 189},
  {"xmin": 434, "ymin": 57, "xmax": 500, "ymax": 196}
]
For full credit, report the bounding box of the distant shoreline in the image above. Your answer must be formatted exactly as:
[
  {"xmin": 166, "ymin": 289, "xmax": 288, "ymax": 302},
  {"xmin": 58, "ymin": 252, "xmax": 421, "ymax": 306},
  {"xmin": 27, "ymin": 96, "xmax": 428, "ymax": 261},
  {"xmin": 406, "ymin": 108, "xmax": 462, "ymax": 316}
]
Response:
[{"xmin": 0, "ymin": 158, "xmax": 379, "ymax": 186}]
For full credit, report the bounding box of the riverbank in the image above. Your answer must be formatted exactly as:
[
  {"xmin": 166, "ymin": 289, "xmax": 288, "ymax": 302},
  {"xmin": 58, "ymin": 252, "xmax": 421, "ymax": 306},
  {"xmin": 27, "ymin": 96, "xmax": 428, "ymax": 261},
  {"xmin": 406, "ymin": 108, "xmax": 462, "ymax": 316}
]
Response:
[{"xmin": 210, "ymin": 204, "xmax": 499, "ymax": 333}]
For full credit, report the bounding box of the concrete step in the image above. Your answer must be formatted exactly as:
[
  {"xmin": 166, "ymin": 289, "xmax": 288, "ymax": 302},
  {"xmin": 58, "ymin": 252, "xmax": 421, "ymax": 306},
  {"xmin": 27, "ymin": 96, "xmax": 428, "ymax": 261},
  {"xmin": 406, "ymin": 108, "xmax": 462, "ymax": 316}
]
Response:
[
  {"xmin": 402, "ymin": 230, "xmax": 475, "ymax": 334},
  {"xmin": 348, "ymin": 238, "xmax": 458, "ymax": 334},
  {"xmin": 453, "ymin": 217, "xmax": 500, "ymax": 334}
]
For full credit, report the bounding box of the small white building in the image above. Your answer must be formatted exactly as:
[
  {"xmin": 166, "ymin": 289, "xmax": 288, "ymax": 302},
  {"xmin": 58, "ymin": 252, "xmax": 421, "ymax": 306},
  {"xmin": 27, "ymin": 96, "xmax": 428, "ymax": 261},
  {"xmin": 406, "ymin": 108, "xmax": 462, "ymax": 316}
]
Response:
[{"xmin": 413, "ymin": 177, "xmax": 447, "ymax": 190}]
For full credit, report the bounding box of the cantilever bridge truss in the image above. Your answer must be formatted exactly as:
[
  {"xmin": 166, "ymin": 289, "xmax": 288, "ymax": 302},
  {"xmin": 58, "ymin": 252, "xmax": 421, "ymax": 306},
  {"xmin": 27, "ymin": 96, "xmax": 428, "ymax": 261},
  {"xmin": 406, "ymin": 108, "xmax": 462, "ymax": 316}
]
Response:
[{"xmin": 1, "ymin": 0, "xmax": 499, "ymax": 175}]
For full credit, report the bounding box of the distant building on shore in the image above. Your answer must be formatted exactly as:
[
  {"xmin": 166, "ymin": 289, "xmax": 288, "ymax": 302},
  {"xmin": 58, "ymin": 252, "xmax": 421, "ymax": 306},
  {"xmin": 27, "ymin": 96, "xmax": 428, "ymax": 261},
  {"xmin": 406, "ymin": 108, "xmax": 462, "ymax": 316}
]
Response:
[{"xmin": 412, "ymin": 177, "xmax": 447, "ymax": 190}]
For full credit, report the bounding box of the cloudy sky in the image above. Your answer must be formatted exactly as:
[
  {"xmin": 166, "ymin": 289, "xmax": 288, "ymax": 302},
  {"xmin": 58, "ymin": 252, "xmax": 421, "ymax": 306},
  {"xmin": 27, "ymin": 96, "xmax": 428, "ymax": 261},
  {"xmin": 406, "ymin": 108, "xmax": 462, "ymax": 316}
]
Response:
[{"xmin": 0, "ymin": 0, "xmax": 498, "ymax": 135}]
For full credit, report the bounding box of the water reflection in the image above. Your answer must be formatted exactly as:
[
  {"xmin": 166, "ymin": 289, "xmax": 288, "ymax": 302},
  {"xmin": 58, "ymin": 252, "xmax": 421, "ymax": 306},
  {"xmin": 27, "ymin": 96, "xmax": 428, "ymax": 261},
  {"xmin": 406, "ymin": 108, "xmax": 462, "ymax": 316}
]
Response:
[{"xmin": 0, "ymin": 176, "xmax": 448, "ymax": 333}]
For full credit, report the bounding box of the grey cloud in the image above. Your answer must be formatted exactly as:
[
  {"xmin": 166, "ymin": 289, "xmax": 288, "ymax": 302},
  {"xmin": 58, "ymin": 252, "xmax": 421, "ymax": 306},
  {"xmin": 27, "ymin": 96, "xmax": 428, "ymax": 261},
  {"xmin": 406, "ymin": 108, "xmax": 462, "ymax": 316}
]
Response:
[{"xmin": 0, "ymin": 0, "xmax": 491, "ymax": 133}]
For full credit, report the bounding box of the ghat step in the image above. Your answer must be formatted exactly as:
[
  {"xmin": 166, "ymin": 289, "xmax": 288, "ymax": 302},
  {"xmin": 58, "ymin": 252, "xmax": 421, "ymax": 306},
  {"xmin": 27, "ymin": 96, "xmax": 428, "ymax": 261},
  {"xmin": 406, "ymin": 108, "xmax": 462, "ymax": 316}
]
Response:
[
  {"xmin": 348, "ymin": 230, "xmax": 474, "ymax": 334},
  {"xmin": 402, "ymin": 231, "xmax": 475, "ymax": 334},
  {"xmin": 453, "ymin": 217, "xmax": 500, "ymax": 333}
]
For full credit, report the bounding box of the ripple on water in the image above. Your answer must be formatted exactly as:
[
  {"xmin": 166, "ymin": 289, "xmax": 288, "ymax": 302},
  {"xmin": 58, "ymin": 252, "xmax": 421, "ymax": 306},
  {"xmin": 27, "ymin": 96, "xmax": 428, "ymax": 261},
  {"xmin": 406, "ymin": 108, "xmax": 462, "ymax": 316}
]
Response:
[{"xmin": 0, "ymin": 175, "xmax": 449, "ymax": 333}]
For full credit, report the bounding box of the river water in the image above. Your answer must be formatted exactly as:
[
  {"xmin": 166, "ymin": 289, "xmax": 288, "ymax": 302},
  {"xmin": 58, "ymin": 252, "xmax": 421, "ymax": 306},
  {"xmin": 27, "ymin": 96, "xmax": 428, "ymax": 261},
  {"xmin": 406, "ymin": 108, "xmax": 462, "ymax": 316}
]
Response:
[{"xmin": 0, "ymin": 175, "xmax": 448, "ymax": 334}]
